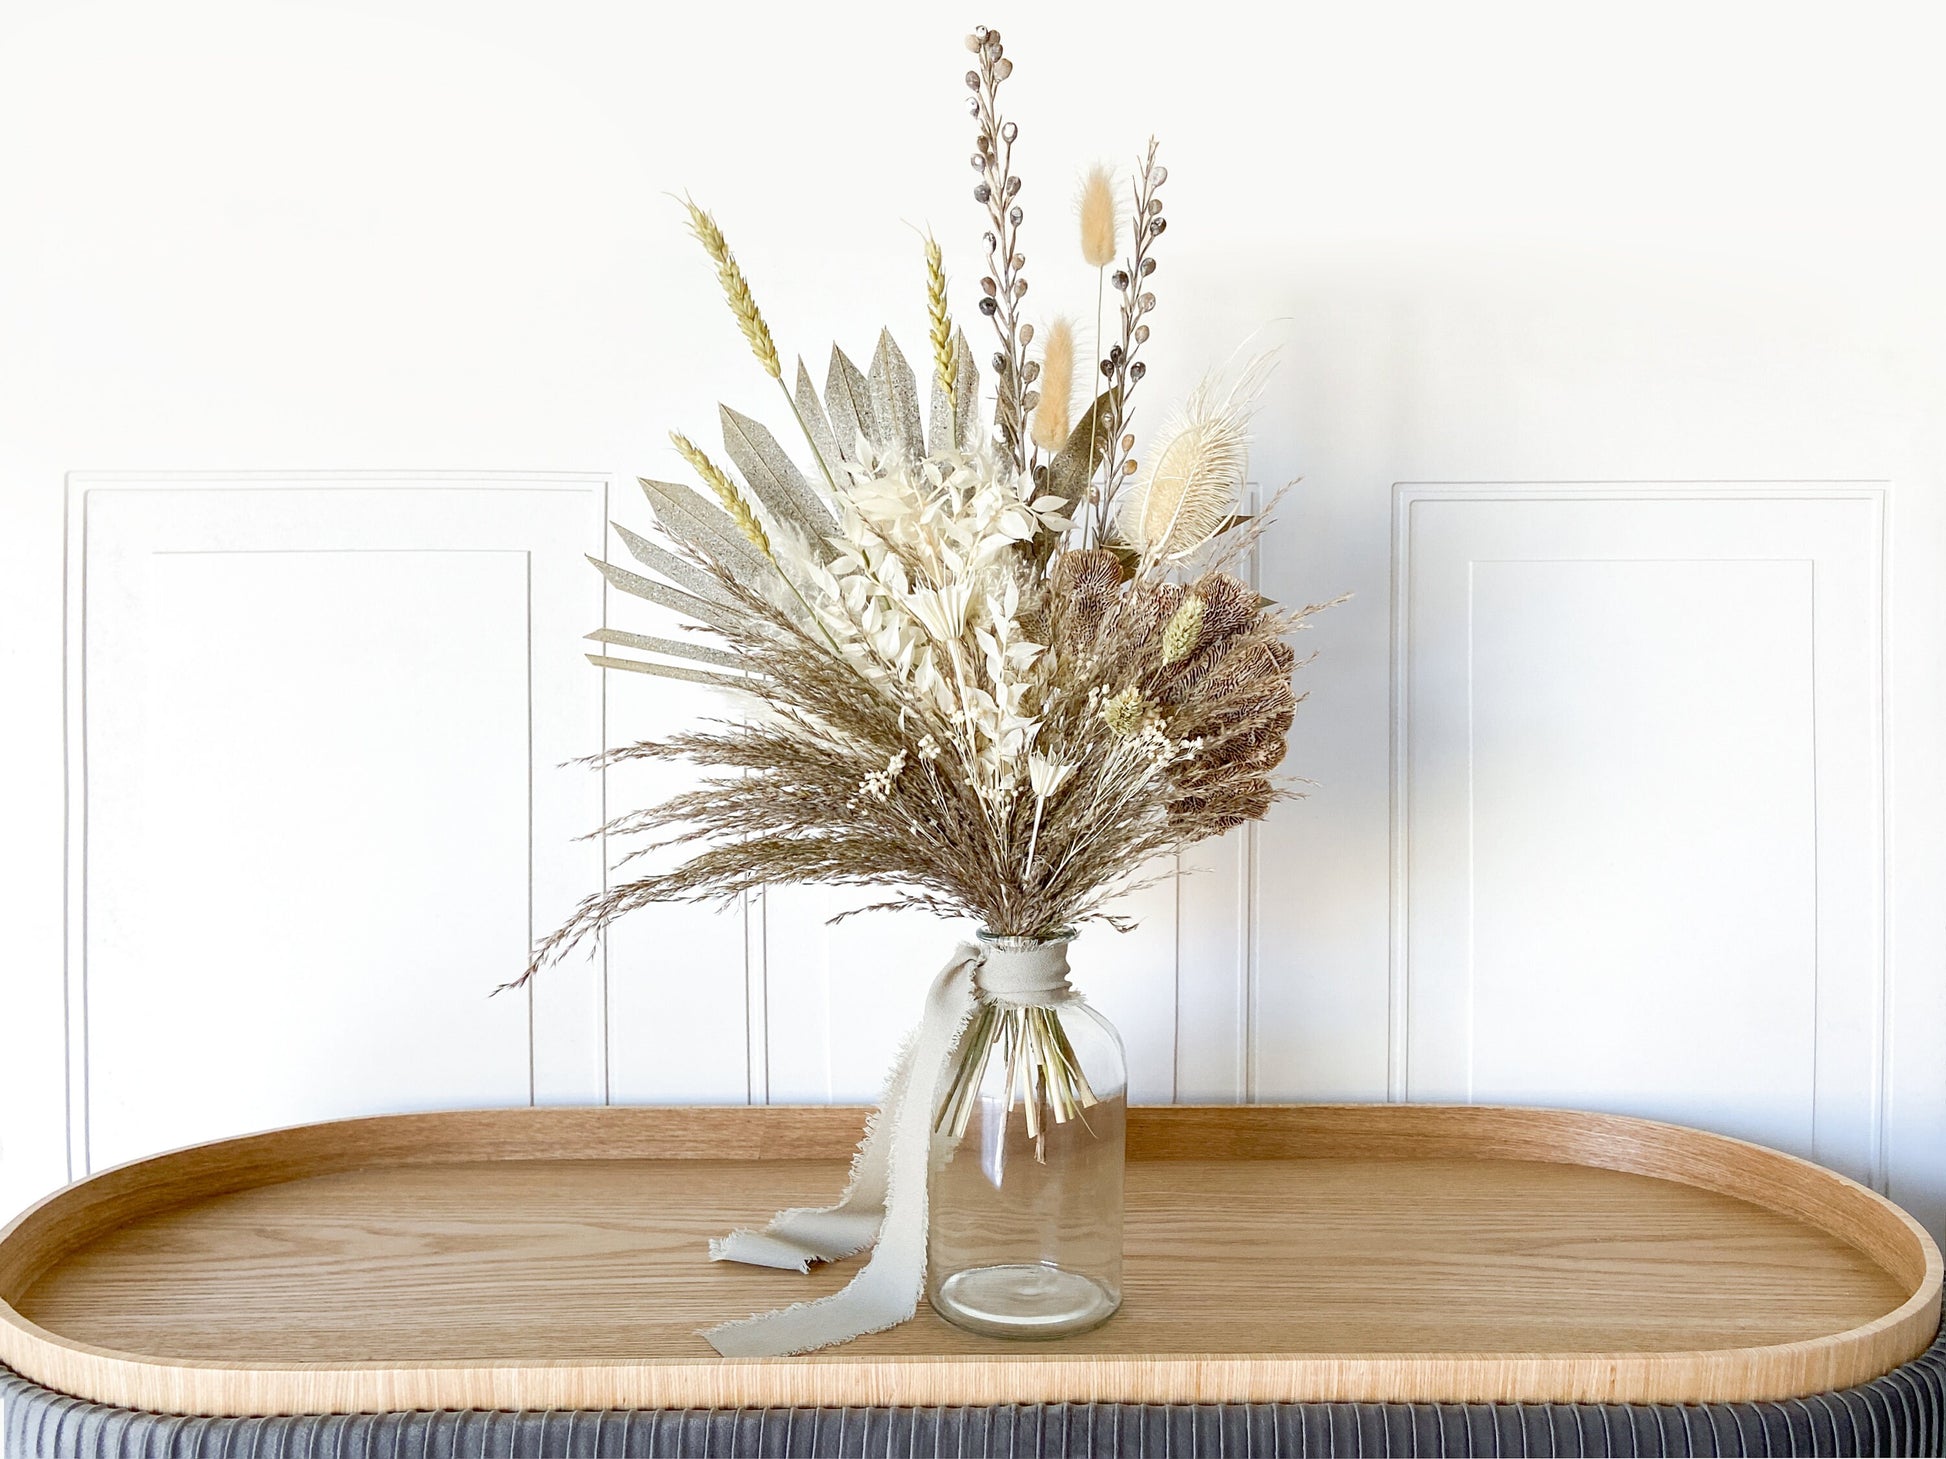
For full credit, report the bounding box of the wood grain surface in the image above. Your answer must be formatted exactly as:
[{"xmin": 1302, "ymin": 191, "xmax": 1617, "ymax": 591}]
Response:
[{"xmin": 0, "ymin": 1105, "xmax": 1937, "ymax": 1414}]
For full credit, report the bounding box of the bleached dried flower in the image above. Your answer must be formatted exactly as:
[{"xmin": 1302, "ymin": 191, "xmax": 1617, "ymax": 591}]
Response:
[
  {"xmin": 1027, "ymin": 751, "xmax": 1076, "ymax": 800},
  {"xmin": 908, "ymin": 581, "xmax": 973, "ymax": 641},
  {"xmin": 858, "ymin": 749, "xmax": 909, "ymax": 802}
]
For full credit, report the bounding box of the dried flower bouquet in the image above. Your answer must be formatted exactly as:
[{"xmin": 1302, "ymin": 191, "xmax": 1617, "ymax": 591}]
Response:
[{"xmin": 516, "ymin": 24, "xmax": 1333, "ymax": 1136}]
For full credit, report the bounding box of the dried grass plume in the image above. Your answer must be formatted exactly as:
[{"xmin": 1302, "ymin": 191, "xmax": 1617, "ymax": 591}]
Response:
[
  {"xmin": 1077, "ymin": 164, "xmax": 1118, "ymax": 268},
  {"xmin": 1030, "ymin": 318, "xmax": 1076, "ymax": 453}
]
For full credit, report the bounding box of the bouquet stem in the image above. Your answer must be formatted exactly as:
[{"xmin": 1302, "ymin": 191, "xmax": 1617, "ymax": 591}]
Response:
[{"xmin": 937, "ymin": 999, "xmax": 1101, "ymax": 1159}]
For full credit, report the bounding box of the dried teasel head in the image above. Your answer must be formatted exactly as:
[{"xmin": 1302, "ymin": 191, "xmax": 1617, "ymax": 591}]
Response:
[
  {"xmin": 1030, "ymin": 317, "xmax": 1077, "ymax": 453},
  {"xmin": 1121, "ymin": 355, "xmax": 1273, "ymax": 564},
  {"xmin": 1077, "ymin": 164, "xmax": 1119, "ymax": 269}
]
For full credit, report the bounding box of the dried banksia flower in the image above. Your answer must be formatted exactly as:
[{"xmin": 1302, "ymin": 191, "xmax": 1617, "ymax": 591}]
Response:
[
  {"xmin": 1078, "ymin": 164, "xmax": 1118, "ymax": 268},
  {"xmin": 1104, "ymin": 579, "xmax": 1182, "ymax": 648},
  {"xmin": 670, "ymin": 431, "xmax": 771, "ymax": 557},
  {"xmin": 1191, "ymin": 571, "xmax": 1257, "ymax": 641},
  {"xmin": 1204, "ymin": 638, "xmax": 1296, "ymax": 699},
  {"xmin": 1181, "ymin": 778, "xmax": 1275, "ymax": 831},
  {"xmin": 1159, "ymin": 596, "xmax": 1205, "ymax": 665},
  {"xmin": 1049, "ymin": 547, "xmax": 1125, "ymax": 645},
  {"xmin": 680, "ymin": 198, "xmax": 782, "ymax": 380},
  {"xmin": 924, "ymin": 234, "xmax": 955, "ymax": 395},
  {"xmin": 1030, "ymin": 317, "xmax": 1076, "ymax": 453}
]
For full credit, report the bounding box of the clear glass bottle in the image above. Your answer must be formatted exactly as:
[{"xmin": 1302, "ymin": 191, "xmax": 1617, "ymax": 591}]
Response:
[{"xmin": 928, "ymin": 928, "xmax": 1126, "ymax": 1338}]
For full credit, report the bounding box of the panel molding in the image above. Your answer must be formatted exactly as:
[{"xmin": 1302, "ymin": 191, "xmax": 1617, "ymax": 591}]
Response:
[
  {"xmin": 1390, "ymin": 481, "xmax": 1889, "ymax": 1184},
  {"xmin": 64, "ymin": 471, "xmax": 611, "ymax": 1174}
]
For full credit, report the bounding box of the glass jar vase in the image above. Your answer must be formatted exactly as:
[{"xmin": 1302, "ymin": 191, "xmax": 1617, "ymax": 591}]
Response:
[{"xmin": 927, "ymin": 928, "xmax": 1126, "ymax": 1338}]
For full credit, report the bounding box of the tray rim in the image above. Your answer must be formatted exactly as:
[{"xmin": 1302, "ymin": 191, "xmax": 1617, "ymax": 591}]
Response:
[{"xmin": 1, "ymin": 1102, "xmax": 1937, "ymax": 1415}]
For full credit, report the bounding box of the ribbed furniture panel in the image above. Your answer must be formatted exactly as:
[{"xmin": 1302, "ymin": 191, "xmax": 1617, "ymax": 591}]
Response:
[{"xmin": 7, "ymin": 1330, "xmax": 1944, "ymax": 1459}]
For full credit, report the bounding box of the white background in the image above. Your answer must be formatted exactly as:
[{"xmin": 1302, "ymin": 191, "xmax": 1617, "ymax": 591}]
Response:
[{"xmin": 3, "ymin": 1, "xmax": 1943, "ymax": 1239}]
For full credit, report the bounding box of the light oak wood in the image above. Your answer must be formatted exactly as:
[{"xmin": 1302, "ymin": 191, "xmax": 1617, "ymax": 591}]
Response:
[{"xmin": 0, "ymin": 1105, "xmax": 1936, "ymax": 1414}]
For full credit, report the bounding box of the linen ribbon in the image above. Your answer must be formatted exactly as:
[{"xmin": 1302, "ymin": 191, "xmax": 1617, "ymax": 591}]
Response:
[{"xmin": 703, "ymin": 937, "xmax": 1074, "ymax": 1357}]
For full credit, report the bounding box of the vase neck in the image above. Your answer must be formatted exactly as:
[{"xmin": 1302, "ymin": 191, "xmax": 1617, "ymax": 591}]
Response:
[{"xmin": 973, "ymin": 937, "xmax": 1074, "ymax": 1005}]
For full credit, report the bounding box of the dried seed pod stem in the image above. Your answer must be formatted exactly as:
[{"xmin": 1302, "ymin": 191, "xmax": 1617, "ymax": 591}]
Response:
[
  {"xmin": 1093, "ymin": 139, "xmax": 1167, "ymax": 545},
  {"xmin": 968, "ymin": 29, "xmax": 1031, "ymax": 472}
]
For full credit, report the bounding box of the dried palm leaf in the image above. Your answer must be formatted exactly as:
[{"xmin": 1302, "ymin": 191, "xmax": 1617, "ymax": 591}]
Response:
[
  {"xmin": 585, "ymin": 628, "xmax": 746, "ymax": 670},
  {"xmin": 719, "ymin": 405, "xmax": 836, "ymax": 551},
  {"xmin": 868, "ymin": 329, "xmax": 925, "ymax": 460},
  {"xmin": 824, "ymin": 345, "xmax": 877, "ymax": 459},
  {"xmin": 636, "ymin": 476, "xmax": 774, "ymax": 583},
  {"xmin": 793, "ymin": 358, "xmax": 844, "ymax": 476},
  {"xmin": 586, "ymin": 555, "xmax": 746, "ymax": 634}
]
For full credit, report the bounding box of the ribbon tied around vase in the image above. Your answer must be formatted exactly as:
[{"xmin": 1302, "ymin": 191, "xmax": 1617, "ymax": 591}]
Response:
[{"xmin": 704, "ymin": 937, "xmax": 1075, "ymax": 1357}]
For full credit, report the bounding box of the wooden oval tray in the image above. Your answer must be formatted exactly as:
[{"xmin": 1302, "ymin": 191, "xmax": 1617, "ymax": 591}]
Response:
[{"xmin": 0, "ymin": 1105, "xmax": 1936, "ymax": 1415}]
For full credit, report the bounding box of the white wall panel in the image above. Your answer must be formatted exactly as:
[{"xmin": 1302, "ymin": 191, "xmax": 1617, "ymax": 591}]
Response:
[
  {"xmin": 599, "ymin": 653, "xmax": 755, "ymax": 1106},
  {"xmin": 69, "ymin": 474, "xmax": 609, "ymax": 1171},
  {"xmin": 1396, "ymin": 486, "xmax": 1884, "ymax": 1181}
]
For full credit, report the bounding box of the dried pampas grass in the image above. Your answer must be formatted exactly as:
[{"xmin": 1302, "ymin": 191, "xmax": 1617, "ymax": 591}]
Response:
[{"xmin": 1030, "ymin": 318, "xmax": 1076, "ymax": 453}]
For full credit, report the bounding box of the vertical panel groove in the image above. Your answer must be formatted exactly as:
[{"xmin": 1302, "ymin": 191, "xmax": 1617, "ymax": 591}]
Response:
[
  {"xmin": 1873, "ymin": 490, "xmax": 1892, "ymax": 1194},
  {"xmin": 527, "ymin": 547, "xmax": 538, "ymax": 1108},
  {"xmin": 1463, "ymin": 556, "xmax": 1477, "ymax": 1104},
  {"xmin": 1809, "ymin": 559, "xmax": 1822, "ymax": 1164},
  {"xmin": 1387, "ymin": 488, "xmax": 1414, "ymax": 1103},
  {"xmin": 599, "ymin": 477, "xmax": 612, "ymax": 1108}
]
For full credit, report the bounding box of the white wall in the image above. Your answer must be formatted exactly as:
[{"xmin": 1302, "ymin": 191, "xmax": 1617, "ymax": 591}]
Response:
[{"xmin": 4, "ymin": 1, "xmax": 1943, "ymax": 1236}]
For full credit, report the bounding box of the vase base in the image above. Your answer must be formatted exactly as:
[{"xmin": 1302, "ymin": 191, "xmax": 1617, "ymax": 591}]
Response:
[{"xmin": 930, "ymin": 1262, "xmax": 1120, "ymax": 1339}]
